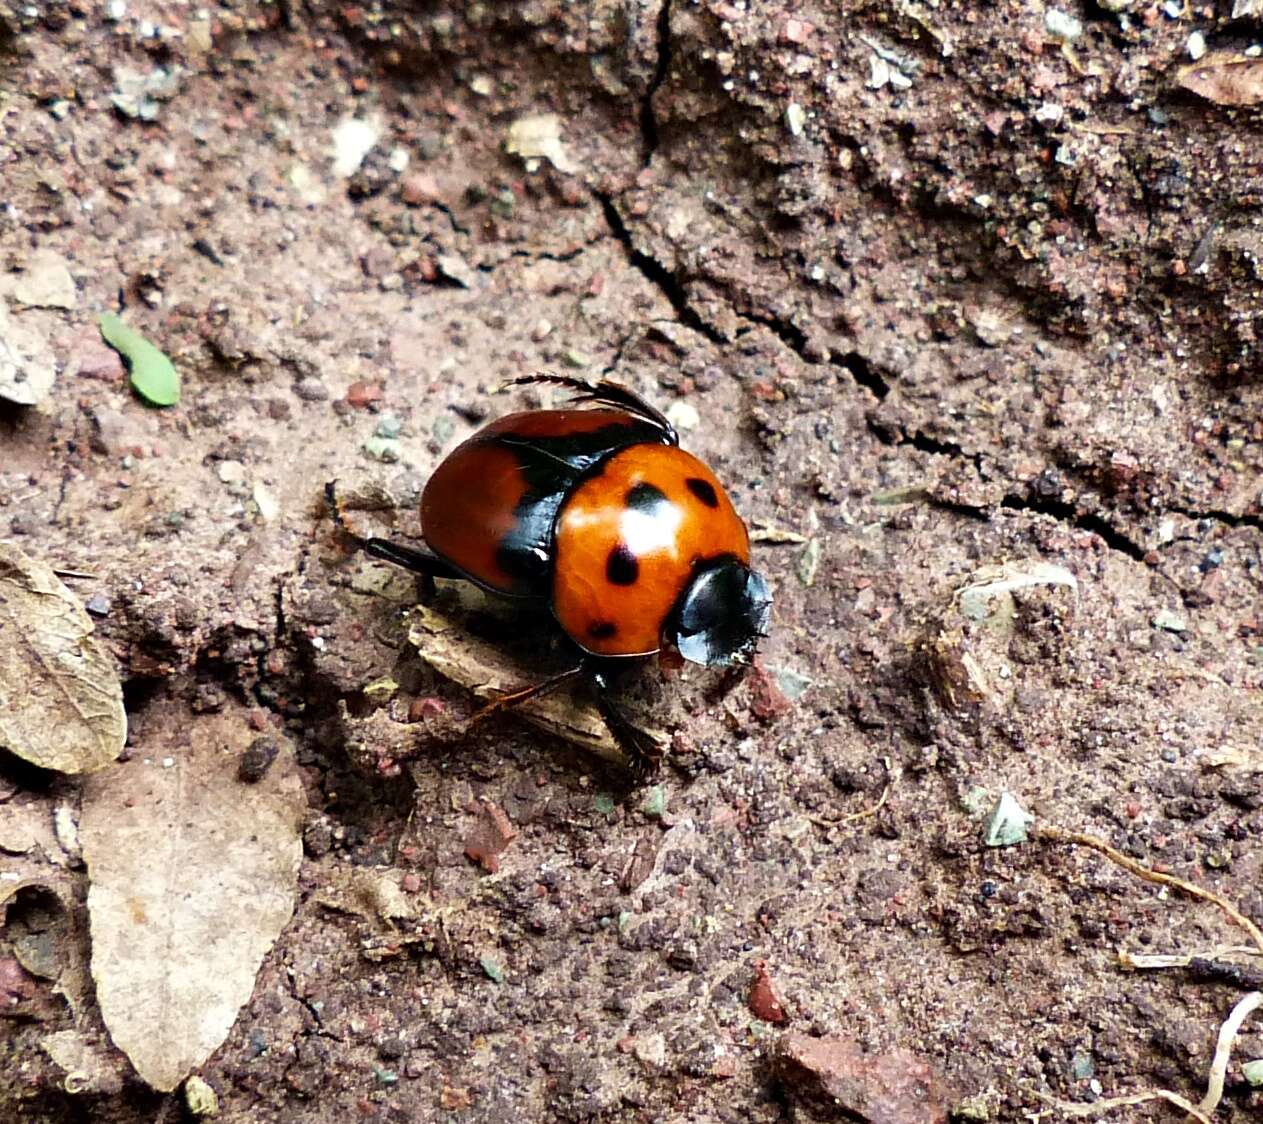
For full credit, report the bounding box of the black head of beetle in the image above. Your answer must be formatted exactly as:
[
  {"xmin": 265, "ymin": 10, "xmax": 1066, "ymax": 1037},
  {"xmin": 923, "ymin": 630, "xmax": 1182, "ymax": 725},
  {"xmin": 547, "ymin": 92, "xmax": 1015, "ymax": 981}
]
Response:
[{"xmin": 666, "ymin": 556, "xmax": 772, "ymax": 668}]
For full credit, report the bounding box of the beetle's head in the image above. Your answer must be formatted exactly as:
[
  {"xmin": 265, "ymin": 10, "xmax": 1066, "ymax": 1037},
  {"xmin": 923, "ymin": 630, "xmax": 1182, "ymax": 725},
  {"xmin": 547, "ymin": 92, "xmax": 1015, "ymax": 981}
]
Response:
[{"xmin": 667, "ymin": 556, "xmax": 772, "ymax": 668}]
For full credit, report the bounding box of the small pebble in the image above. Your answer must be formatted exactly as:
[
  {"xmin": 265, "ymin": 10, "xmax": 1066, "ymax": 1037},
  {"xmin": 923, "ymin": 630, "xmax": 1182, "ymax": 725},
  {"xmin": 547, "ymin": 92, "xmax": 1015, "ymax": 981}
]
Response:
[
  {"xmin": 1045, "ymin": 9, "xmax": 1082, "ymax": 41},
  {"xmin": 1187, "ymin": 30, "xmax": 1206, "ymax": 61},
  {"xmin": 85, "ymin": 592, "xmax": 112, "ymax": 617},
  {"xmin": 432, "ymin": 416, "xmax": 455, "ymax": 446},
  {"xmin": 292, "ymin": 377, "xmax": 329, "ymax": 402},
  {"xmin": 216, "ymin": 460, "xmax": 246, "ymax": 485},
  {"xmin": 238, "ymin": 737, "xmax": 279, "ymax": 783},
  {"xmin": 400, "ymin": 172, "xmax": 441, "ymax": 205},
  {"xmin": 345, "ymin": 381, "xmax": 383, "ymax": 409},
  {"xmin": 374, "ymin": 414, "xmax": 402, "ymax": 439},
  {"xmin": 362, "ymin": 437, "xmax": 401, "ymax": 463},
  {"xmin": 665, "ymin": 401, "xmax": 699, "ymax": 431}
]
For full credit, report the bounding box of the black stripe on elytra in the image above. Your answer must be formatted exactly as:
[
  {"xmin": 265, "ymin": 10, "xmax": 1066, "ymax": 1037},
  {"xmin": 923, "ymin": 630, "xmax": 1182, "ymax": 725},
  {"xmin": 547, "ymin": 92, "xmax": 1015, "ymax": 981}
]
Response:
[
  {"xmin": 480, "ymin": 418, "xmax": 669, "ymax": 595},
  {"xmin": 606, "ymin": 544, "xmax": 639, "ymax": 585},
  {"xmin": 685, "ymin": 477, "xmax": 719, "ymax": 508}
]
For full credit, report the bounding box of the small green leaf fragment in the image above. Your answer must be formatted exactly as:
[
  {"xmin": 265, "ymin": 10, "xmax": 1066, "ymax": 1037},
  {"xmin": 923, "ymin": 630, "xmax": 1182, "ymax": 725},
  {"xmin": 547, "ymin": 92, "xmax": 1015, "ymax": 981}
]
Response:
[
  {"xmin": 479, "ymin": 955, "xmax": 504, "ymax": 984},
  {"xmin": 98, "ymin": 313, "xmax": 180, "ymax": 406},
  {"xmin": 593, "ymin": 793, "xmax": 616, "ymax": 817},
  {"xmin": 1243, "ymin": 1059, "xmax": 1263, "ymax": 1087}
]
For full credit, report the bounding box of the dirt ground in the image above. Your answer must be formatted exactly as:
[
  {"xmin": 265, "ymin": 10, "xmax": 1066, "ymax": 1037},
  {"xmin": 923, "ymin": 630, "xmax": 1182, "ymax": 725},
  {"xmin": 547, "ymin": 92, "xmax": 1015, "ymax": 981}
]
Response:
[{"xmin": 2, "ymin": 0, "xmax": 1263, "ymax": 1120}]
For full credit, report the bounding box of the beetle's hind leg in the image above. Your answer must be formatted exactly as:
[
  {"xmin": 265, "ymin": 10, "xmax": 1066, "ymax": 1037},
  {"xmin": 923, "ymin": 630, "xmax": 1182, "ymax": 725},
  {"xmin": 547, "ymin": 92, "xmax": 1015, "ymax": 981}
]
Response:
[{"xmin": 324, "ymin": 480, "xmax": 463, "ymax": 587}]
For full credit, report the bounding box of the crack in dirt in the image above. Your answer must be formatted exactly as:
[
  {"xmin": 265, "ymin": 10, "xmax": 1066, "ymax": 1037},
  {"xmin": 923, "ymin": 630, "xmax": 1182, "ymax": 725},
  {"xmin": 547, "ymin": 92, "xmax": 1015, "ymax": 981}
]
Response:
[
  {"xmin": 639, "ymin": 0, "xmax": 673, "ymax": 166},
  {"xmin": 597, "ymin": 195, "xmax": 1252, "ymax": 571},
  {"xmin": 1169, "ymin": 505, "xmax": 1263, "ymax": 533},
  {"xmin": 508, "ymin": 240, "xmax": 599, "ymax": 266},
  {"xmin": 1000, "ymin": 494, "xmax": 1148, "ymax": 561},
  {"xmin": 595, "ymin": 191, "xmax": 726, "ymax": 344}
]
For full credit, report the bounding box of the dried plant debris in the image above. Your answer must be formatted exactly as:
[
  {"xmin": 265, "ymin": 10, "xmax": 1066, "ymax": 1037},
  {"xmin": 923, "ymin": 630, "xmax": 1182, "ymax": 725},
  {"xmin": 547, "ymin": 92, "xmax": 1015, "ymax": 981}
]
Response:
[
  {"xmin": 407, "ymin": 604, "xmax": 665, "ymax": 765},
  {"xmin": 1040, "ymin": 826, "xmax": 1263, "ymax": 952},
  {"xmin": 1176, "ymin": 52, "xmax": 1263, "ymax": 107},
  {"xmin": 954, "ymin": 561, "xmax": 1078, "ymax": 622},
  {"xmin": 0, "ymin": 543, "xmax": 126, "ymax": 774},
  {"xmin": 80, "ymin": 702, "xmax": 305, "ymax": 1091},
  {"xmin": 926, "ymin": 560, "xmax": 1078, "ymax": 710},
  {"xmin": 505, "ymin": 113, "xmax": 576, "ymax": 174}
]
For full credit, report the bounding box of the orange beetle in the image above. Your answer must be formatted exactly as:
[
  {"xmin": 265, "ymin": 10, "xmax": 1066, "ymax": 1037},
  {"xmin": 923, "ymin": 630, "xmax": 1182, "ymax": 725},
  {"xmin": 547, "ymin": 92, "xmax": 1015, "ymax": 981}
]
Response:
[{"xmin": 341, "ymin": 376, "xmax": 771, "ymax": 773}]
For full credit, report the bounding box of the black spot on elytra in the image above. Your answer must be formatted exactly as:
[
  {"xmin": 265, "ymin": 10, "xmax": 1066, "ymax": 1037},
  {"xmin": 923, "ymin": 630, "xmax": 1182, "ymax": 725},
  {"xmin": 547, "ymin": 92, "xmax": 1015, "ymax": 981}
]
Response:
[
  {"xmin": 588, "ymin": 621, "xmax": 617, "ymax": 640},
  {"xmin": 625, "ymin": 481, "xmax": 668, "ymax": 513},
  {"xmin": 686, "ymin": 477, "xmax": 719, "ymax": 508},
  {"xmin": 606, "ymin": 544, "xmax": 639, "ymax": 585}
]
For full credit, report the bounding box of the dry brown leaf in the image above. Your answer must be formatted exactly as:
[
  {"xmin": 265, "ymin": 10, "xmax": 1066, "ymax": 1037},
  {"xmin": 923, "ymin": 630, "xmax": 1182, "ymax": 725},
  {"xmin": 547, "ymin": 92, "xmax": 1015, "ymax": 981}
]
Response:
[
  {"xmin": 80, "ymin": 701, "xmax": 305, "ymax": 1091},
  {"xmin": 0, "ymin": 543, "xmax": 126, "ymax": 773},
  {"xmin": 1176, "ymin": 52, "xmax": 1263, "ymax": 107},
  {"xmin": 407, "ymin": 604, "xmax": 666, "ymax": 764}
]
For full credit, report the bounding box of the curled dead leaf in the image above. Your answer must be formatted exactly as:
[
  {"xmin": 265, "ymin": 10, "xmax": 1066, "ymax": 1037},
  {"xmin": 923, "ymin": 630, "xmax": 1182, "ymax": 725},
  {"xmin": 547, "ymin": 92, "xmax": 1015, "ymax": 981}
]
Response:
[{"xmin": 0, "ymin": 544, "xmax": 126, "ymax": 773}]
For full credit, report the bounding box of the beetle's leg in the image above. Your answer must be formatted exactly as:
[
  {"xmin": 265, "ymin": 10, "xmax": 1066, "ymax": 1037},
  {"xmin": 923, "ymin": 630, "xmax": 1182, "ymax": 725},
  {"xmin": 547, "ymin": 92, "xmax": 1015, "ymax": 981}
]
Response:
[
  {"xmin": 466, "ymin": 663, "xmax": 587, "ymax": 726},
  {"xmin": 588, "ymin": 669, "xmax": 663, "ymax": 779},
  {"xmin": 360, "ymin": 538, "xmax": 464, "ymax": 581},
  {"xmin": 324, "ymin": 480, "xmax": 464, "ymax": 584}
]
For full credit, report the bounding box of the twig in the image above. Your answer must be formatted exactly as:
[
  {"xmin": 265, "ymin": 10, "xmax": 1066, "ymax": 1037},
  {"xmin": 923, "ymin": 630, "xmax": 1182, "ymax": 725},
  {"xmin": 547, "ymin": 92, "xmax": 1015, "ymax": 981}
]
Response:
[
  {"xmin": 1195, "ymin": 990, "xmax": 1261, "ymax": 1118},
  {"xmin": 1039, "ymin": 827, "xmax": 1263, "ymax": 953},
  {"xmin": 1029, "ymin": 1088, "xmax": 1208, "ymax": 1123}
]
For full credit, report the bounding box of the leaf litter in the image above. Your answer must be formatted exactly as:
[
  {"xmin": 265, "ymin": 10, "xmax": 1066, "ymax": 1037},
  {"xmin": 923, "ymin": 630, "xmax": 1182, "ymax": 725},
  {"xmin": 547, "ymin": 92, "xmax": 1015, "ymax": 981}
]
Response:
[
  {"xmin": 0, "ymin": 543, "xmax": 126, "ymax": 774},
  {"xmin": 80, "ymin": 699, "xmax": 305, "ymax": 1091}
]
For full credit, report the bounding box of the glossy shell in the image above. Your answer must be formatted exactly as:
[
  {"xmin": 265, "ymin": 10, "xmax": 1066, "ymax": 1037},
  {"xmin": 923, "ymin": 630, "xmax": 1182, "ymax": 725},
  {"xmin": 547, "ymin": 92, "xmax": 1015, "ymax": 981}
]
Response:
[
  {"xmin": 420, "ymin": 407, "xmax": 668, "ymax": 597},
  {"xmin": 551, "ymin": 444, "xmax": 751, "ymax": 657}
]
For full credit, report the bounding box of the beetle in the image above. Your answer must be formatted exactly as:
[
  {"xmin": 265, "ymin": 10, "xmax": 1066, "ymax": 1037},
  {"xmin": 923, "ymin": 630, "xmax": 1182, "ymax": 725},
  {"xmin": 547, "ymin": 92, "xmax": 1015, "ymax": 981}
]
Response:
[{"xmin": 330, "ymin": 375, "xmax": 771, "ymax": 774}]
